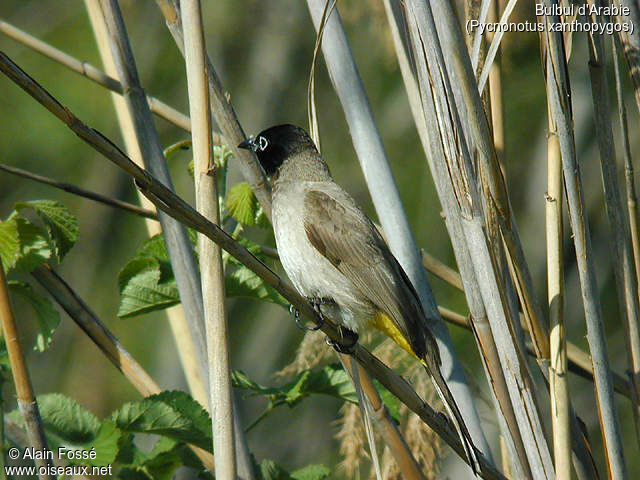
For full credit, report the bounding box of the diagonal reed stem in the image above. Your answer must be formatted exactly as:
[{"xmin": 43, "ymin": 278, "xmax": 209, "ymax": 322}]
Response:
[
  {"xmin": 0, "ymin": 19, "xmax": 193, "ymax": 133},
  {"xmin": 0, "ymin": 162, "xmax": 157, "ymax": 220}
]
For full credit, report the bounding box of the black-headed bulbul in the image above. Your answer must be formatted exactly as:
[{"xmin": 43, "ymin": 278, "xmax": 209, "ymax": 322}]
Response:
[{"xmin": 239, "ymin": 124, "xmax": 479, "ymax": 472}]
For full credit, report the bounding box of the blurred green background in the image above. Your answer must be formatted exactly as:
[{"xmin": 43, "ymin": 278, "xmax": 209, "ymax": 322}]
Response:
[{"xmin": 1, "ymin": 0, "xmax": 639, "ymax": 477}]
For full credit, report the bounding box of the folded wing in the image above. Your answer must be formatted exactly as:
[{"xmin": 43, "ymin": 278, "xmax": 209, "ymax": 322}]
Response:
[{"xmin": 303, "ymin": 187, "xmax": 429, "ymax": 360}]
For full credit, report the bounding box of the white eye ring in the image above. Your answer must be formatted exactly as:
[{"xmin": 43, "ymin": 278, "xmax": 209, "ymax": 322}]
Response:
[{"xmin": 258, "ymin": 136, "xmax": 268, "ymax": 151}]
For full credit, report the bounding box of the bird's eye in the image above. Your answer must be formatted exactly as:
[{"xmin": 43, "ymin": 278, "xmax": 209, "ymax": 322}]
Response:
[{"xmin": 258, "ymin": 136, "xmax": 268, "ymax": 151}]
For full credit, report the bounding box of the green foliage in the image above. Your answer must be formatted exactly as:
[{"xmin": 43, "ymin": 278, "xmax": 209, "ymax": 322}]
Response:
[
  {"xmin": 9, "ymin": 389, "xmax": 331, "ymax": 479},
  {"xmin": 112, "ymin": 391, "xmax": 213, "ymax": 452},
  {"xmin": 234, "ymin": 364, "xmax": 401, "ymax": 427},
  {"xmin": 233, "ymin": 364, "xmax": 357, "ymax": 408},
  {"xmin": 8, "ymin": 281, "xmax": 60, "ymax": 351},
  {"xmin": 290, "ymin": 464, "xmax": 331, "ymax": 480},
  {"xmin": 226, "ymin": 181, "xmax": 269, "ymax": 227},
  {"xmin": 119, "ymin": 437, "xmax": 211, "ymax": 480},
  {"xmin": 118, "ymin": 251, "xmax": 180, "ymax": 318},
  {"xmin": 255, "ymin": 459, "xmax": 331, "ymax": 480},
  {"xmin": 23, "ymin": 394, "xmax": 121, "ymax": 466},
  {"xmin": 118, "ymin": 233, "xmax": 286, "ymax": 317},
  {"xmin": 0, "ymin": 200, "xmax": 77, "ymax": 272},
  {"xmin": 14, "ymin": 200, "xmax": 78, "ymax": 261}
]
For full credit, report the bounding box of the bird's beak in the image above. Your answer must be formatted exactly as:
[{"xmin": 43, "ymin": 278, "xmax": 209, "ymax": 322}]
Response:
[{"xmin": 238, "ymin": 137, "xmax": 259, "ymax": 152}]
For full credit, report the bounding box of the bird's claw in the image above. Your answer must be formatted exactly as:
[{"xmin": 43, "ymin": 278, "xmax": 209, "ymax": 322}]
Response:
[
  {"xmin": 326, "ymin": 326, "xmax": 359, "ymax": 354},
  {"xmin": 290, "ymin": 302, "xmax": 324, "ymax": 331}
]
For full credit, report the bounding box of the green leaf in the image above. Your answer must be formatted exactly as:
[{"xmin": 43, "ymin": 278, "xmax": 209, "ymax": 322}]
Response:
[
  {"xmin": 38, "ymin": 393, "xmax": 100, "ymax": 443},
  {"xmin": 119, "ymin": 437, "xmax": 207, "ymax": 480},
  {"xmin": 117, "ymin": 256, "xmax": 179, "ymax": 318},
  {"xmin": 290, "ymin": 464, "xmax": 331, "ymax": 480},
  {"xmin": 112, "ymin": 391, "xmax": 212, "ymax": 452},
  {"xmin": 258, "ymin": 459, "xmax": 292, "ymax": 480},
  {"xmin": 33, "ymin": 394, "xmax": 121, "ymax": 466},
  {"xmin": 226, "ymin": 265, "xmax": 288, "ymax": 308},
  {"xmin": 15, "ymin": 200, "xmax": 78, "ymax": 261},
  {"xmin": 8, "ymin": 281, "xmax": 60, "ymax": 351},
  {"xmin": 0, "ymin": 217, "xmax": 51, "ymax": 273},
  {"xmin": 303, "ymin": 364, "xmax": 357, "ymax": 404},
  {"xmin": 226, "ymin": 182, "xmax": 259, "ymax": 226},
  {"xmin": 0, "ymin": 218, "xmax": 19, "ymax": 271},
  {"xmin": 233, "ymin": 364, "xmax": 357, "ymax": 407}
]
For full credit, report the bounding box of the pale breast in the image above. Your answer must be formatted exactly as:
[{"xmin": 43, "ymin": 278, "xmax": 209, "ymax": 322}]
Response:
[{"xmin": 272, "ymin": 181, "xmax": 374, "ymax": 332}]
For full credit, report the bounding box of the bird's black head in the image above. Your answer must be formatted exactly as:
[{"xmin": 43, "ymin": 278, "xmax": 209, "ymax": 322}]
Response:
[{"xmin": 238, "ymin": 124, "xmax": 317, "ymax": 176}]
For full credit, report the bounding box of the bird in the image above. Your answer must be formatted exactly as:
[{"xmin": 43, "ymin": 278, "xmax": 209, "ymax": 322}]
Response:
[{"xmin": 239, "ymin": 124, "xmax": 479, "ymax": 473}]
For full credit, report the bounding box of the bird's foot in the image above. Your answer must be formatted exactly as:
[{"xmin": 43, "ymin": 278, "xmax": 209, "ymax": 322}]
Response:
[
  {"xmin": 326, "ymin": 326, "xmax": 359, "ymax": 354},
  {"xmin": 290, "ymin": 297, "xmax": 331, "ymax": 331}
]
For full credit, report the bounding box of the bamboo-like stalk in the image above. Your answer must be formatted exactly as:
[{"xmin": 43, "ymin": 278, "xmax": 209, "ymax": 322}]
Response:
[
  {"xmin": 589, "ymin": 0, "xmax": 640, "ymax": 446},
  {"xmin": 487, "ymin": 0, "xmax": 505, "ymax": 162},
  {"xmin": 402, "ymin": 1, "xmax": 556, "ymax": 477},
  {"xmin": 0, "ymin": 52, "xmax": 505, "ymax": 479},
  {"xmin": 304, "ymin": 0, "xmax": 491, "ymax": 465},
  {"xmin": 262, "ymin": 242, "xmax": 632, "ymax": 400},
  {"xmin": 182, "ymin": 1, "xmax": 236, "ymax": 478},
  {"xmin": 586, "ymin": 3, "xmax": 640, "ymax": 448},
  {"xmin": 0, "ymin": 19, "xmax": 194, "ymax": 134},
  {"xmin": 0, "ymin": 263, "xmax": 54, "ymax": 480},
  {"xmin": 29, "ymin": 265, "xmax": 215, "ymax": 471},
  {"xmin": 97, "ymin": 0, "xmax": 210, "ymax": 396},
  {"xmin": 542, "ymin": 3, "xmax": 628, "ymax": 478},
  {"xmin": 32, "ymin": 265, "xmax": 160, "ymax": 396},
  {"xmin": 546, "ymin": 90, "xmax": 570, "ymax": 480},
  {"xmin": 613, "ymin": 32, "xmax": 640, "ymax": 446},
  {"xmin": 0, "ymin": 162, "xmax": 157, "ymax": 220},
  {"xmin": 430, "ymin": 0, "xmax": 551, "ymax": 366},
  {"xmin": 340, "ymin": 354, "xmax": 426, "ymax": 480},
  {"xmin": 385, "ymin": 2, "xmax": 529, "ymax": 477},
  {"xmin": 82, "ymin": 0, "xmax": 209, "ymax": 409},
  {"xmin": 2, "ymin": 416, "xmax": 91, "ymax": 480},
  {"xmin": 420, "ymin": 250, "xmax": 464, "ymax": 291},
  {"xmin": 153, "ymin": 0, "xmax": 272, "ymax": 221},
  {"xmin": 615, "ymin": 0, "xmax": 640, "ymax": 116}
]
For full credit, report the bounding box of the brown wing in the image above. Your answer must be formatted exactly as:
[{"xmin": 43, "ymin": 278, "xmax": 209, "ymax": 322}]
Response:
[{"xmin": 304, "ymin": 188, "xmax": 428, "ymax": 358}]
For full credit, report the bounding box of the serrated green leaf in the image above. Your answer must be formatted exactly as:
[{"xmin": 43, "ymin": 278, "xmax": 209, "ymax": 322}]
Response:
[
  {"xmin": 290, "ymin": 464, "xmax": 331, "ymax": 480},
  {"xmin": 117, "ymin": 256, "xmax": 179, "ymax": 318},
  {"xmin": 226, "ymin": 182, "xmax": 258, "ymax": 226},
  {"xmin": 0, "ymin": 217, "xmax": 51, "ymax": 273},
  {"xmin": 27, "ymin": 394, "xmax": 121, "ymax": 466},
  {"xmin": 233, "ymin": 364, "xmax": 357, "ymax": 407},
  {"xmin": 226, "ymin": 265, "xmax": 288, "ymax": 308},
  {"xmin": 111, "ymin": 391, "xmax": 212, "ymax": 452},
  {"xmin": 0, "ymin": 218, "xmax": 19, "ymax": 271},
  {"xmin": 8, "ymin": 281, "xmax": 60, "ymax": 351},
  {"xmin": 38, "ymin": 393, "xmax": 100, "ymax": 442},
  {"xmin": 119, "ymin": 436, "xmax": 211, "ymax": 480},
  {"xmin": 15, "ymin": 200, "xmax": 78, "ymax": 261},
  {"xmin": 12, "ymin": 218, "xmax": 52, "ymax": 272}
]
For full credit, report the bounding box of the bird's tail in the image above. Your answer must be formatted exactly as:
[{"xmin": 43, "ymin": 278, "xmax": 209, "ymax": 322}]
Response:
[{"xmin": 422, "ymin": 354, "xmax": 481, "ymax": 476}]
